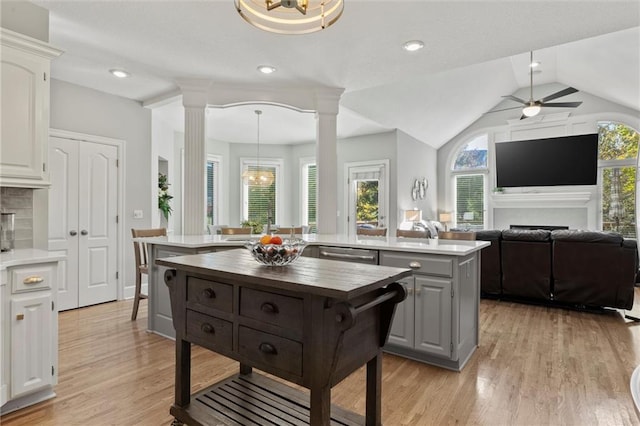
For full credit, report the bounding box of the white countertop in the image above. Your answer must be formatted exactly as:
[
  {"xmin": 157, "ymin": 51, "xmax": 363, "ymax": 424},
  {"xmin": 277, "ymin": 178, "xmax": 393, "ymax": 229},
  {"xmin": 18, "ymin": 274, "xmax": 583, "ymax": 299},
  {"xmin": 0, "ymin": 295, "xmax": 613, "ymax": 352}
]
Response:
[
  {"xmin": 0, "ymin": 249, "xmax": 66, "ymax": 270},
  {"xmin": 137, "ymin": 234, "xmax": 490, "ymax": 256}
]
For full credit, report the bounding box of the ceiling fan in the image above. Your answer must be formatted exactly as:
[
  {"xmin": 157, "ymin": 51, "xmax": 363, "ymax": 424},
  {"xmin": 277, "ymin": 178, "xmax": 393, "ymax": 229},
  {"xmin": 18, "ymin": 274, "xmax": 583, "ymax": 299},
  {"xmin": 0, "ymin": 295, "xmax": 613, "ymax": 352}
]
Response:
[{"xmin": 491, "ymin": 51, "xmax": 583, "ymax": 119}]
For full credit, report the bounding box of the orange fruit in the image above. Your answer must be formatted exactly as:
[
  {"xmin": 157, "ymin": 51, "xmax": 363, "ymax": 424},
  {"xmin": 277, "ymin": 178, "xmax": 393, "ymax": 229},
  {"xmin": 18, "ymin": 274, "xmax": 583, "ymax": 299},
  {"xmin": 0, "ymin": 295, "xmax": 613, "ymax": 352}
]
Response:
[
  {"xmin": 270, "ymin": 235, "xmax": 283, "ymax": 245},
  {"xmin": 260, "ymin": 234, "xmax": 272, "ymax": 245}
]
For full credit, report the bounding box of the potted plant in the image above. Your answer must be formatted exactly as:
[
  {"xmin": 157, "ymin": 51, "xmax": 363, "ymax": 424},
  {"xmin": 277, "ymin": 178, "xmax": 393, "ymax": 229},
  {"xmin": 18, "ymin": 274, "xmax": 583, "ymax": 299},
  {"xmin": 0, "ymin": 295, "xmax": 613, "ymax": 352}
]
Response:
[{"xmin": 158, "ymin": 173, "xmax": 173, "ymax": 220}]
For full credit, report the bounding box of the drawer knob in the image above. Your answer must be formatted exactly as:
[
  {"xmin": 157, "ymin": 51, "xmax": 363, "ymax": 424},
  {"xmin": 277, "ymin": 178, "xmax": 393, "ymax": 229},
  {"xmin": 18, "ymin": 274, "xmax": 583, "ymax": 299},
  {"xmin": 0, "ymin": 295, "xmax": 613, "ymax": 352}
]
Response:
[
  {"xmin": 259, "ymin": 342, "xmax": 277, "ymax": 355},
  {"xmin": 409, "ymin": 261, "xmax": 421, "ymax": 269},
  {"xmin": 23, "ymin": 275, "xmax": 44, "ymax": 285},
  {"xmin": 202, "ymin": 288, "xmax": 216, "ymax": 299},
  {"xmin": 201, "ymin": 323, "xmax": 215, "ymax": 334},
  {"xmin": 260, "ymin": 302, "xmax": 279, "ymax": 314}
]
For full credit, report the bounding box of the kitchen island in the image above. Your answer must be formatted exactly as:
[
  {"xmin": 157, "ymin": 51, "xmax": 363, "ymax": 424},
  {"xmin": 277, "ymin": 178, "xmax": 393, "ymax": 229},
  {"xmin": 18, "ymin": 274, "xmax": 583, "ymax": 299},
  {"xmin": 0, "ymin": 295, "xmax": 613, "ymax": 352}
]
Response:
[
  {"xmin": 157, "ymin": 249, "xmax": 411, "ymax": 425},
  {"xmin": 141, "ymin": 234, "xmax": 489, "ymax": 371}
]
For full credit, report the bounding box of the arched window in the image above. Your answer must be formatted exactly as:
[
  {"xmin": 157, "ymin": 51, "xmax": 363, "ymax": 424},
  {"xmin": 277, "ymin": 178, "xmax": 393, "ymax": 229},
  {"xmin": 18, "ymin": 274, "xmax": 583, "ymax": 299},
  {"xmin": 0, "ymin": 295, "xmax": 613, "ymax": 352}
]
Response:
[
  {"xmin": 452, "ymin": 134, "xmax": 488, "ymax": 230},
  {"xmin": 598, "ymin": 122, "xmax": 639, "ymax": 237}
]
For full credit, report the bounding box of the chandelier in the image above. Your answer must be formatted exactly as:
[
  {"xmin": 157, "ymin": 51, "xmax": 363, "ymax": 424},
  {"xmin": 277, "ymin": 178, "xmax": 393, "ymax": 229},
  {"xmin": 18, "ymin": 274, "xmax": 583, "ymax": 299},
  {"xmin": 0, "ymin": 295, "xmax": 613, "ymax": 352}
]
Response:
[
  {"xmin": 235, "ymin": 0, "xmax": 344, "ymax": 34},
  {"xmin": 242, "ymin": 110, "xmax": 275, "ymax": 187}
]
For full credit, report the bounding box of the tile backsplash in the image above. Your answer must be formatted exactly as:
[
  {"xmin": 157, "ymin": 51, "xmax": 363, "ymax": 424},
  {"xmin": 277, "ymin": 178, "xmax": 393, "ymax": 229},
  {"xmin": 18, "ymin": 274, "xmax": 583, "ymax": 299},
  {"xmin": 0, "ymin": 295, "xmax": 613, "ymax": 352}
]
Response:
[{"xmin": 0, "ymin": 187, "xmax": 34, "ymax": 249}]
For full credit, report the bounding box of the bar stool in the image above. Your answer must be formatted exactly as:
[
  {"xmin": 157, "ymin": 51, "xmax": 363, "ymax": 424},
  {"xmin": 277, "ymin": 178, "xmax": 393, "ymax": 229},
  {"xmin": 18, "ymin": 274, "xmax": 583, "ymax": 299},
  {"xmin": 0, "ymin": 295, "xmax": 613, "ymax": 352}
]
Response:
[
  {"xmin": 357, "ymin": 227, "xmax": 387, "ymax": 237},
  {"xmin": 131, "ymin": 228, "xmax": 166, "ymax": 320},
  {"xmin": 220, "ymin": 227, "xmax": 251, "ymax": 235}
]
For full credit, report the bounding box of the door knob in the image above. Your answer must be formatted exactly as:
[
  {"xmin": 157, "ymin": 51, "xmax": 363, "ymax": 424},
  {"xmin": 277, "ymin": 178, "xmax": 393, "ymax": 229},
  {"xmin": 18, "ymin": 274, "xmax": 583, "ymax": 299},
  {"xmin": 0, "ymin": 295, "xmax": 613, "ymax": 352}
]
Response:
[
  {"xmin": 70, "ymin": 230, "xmax": 77, "ymax": 236},
  {"xmin": 80, "ymin": 230, "xmax": 88, "ymax": 235}
]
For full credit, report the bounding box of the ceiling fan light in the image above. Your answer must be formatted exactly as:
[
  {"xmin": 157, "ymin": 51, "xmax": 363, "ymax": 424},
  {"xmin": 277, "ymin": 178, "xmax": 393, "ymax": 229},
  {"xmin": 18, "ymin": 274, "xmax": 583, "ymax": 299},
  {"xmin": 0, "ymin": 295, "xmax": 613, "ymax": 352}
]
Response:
[{"xmin": 522, "ymin": 104, "xmax": 541, "ymax": 117}]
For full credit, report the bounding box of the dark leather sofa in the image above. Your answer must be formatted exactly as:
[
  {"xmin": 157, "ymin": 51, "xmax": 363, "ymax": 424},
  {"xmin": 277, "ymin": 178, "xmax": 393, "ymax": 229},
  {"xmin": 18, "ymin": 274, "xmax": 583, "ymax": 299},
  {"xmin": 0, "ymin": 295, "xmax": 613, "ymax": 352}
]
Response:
[{"xmin": 476, "ymin": 229, "xmax": 637, "ymax": 310}]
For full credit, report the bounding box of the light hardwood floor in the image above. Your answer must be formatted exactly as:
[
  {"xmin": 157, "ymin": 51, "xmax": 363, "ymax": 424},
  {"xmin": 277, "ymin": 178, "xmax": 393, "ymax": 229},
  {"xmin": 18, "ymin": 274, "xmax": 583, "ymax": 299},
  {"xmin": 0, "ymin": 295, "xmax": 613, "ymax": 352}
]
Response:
[{"xmin": 3, "ymin": 289, "xmax": 640, "ymax": 426}]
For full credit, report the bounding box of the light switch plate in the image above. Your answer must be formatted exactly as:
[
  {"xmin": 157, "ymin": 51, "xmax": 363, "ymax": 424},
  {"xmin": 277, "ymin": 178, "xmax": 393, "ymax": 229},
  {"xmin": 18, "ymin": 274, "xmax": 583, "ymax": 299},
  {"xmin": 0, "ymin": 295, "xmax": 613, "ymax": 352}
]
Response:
[{"xmin": 133, "ymin": 210, "xmax": 143, "ymax": 219}]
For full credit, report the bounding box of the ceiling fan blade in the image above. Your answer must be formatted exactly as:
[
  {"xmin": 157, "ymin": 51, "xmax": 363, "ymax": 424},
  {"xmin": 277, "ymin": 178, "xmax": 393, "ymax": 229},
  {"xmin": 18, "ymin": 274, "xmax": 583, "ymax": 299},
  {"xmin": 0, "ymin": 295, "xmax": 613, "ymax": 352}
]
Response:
[
  {"xmin": 484, "ymin": 106, "xmax": 523, "ymax": 114},
  {"xmin": 541, "ymin": 101, "xmax": 583, "ymax": 108},
  {"xmin": 539, "ymin": 87, "xmax": 578, "ymax": 103},
  {"xmin": 502, "ymin": 95, "xmax": 527, "ymax": 104}
]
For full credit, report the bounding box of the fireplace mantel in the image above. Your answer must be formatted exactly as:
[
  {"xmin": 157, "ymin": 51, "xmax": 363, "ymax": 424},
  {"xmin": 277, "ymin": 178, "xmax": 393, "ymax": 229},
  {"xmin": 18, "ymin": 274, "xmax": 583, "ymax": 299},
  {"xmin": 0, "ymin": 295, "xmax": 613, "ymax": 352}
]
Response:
[{"xmin": 491, "ymin": 192, "xmax": 592, "ymax": 209}]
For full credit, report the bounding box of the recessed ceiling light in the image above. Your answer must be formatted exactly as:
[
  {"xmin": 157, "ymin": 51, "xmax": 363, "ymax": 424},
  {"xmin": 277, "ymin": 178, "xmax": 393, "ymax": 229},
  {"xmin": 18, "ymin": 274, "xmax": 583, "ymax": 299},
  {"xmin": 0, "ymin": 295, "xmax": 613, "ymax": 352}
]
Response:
[
  {"xmin": 109, "ymin": 69, "xmax": 130, "ymax": 78},
  {"xmin": 257, "ymin": 65, "xmax": 276, "ymax": 74},
  {"xmin": 403, "ymin": 40, "xmax": 424, "ymax": 52}
]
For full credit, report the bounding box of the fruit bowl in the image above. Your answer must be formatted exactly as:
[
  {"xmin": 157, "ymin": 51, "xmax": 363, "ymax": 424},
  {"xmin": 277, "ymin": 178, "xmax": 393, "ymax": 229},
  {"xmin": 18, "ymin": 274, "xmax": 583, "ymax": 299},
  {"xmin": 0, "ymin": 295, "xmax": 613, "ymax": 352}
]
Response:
[{"xmin": 245, "ymin": 238, "xmax": 307, "ymax": 266}]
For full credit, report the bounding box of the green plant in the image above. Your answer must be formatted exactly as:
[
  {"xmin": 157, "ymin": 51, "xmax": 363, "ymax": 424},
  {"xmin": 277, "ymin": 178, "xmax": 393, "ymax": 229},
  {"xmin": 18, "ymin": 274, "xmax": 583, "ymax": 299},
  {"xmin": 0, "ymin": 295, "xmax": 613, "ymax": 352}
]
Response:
[
  {"xmin": 158, "ymin": 173, "xmax": 173, "ymax": 220},
  {"xmin": 241, "ymin": 220, "xmax": 262, "ymax": 234}
]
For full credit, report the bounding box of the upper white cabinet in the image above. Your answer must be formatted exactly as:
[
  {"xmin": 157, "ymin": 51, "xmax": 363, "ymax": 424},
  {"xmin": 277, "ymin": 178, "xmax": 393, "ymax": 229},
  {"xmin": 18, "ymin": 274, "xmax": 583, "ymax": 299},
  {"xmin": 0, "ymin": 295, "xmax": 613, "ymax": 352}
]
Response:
[{"xmin": 0, "ymin": 28, "xmax": 62, "ymax": 188}]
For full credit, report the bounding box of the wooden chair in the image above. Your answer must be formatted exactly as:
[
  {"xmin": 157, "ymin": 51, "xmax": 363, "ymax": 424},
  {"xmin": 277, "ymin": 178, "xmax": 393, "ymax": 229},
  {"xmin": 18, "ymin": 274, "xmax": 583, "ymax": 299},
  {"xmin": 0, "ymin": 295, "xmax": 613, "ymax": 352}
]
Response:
[
  {"xmin": 438, "ymin": 231, "xmax": 476, "ymax": 241},
  {"xmin": 273, "ymin": 227, "xmax": 304, "ymax": 236},
  {"xmin": 357, "ymin": 227, "xmax": 387, "ymax": 237},
  {"xmin": 396, "ymin": 229, "xmax": 429, "ymax": 239},
  {"xmin": 131, "ymin": 228, "xmax": 167, "ymax": 320},
  {"xmin": 220, "ymin": 227, "xmax": 252, "ymax": 235}
]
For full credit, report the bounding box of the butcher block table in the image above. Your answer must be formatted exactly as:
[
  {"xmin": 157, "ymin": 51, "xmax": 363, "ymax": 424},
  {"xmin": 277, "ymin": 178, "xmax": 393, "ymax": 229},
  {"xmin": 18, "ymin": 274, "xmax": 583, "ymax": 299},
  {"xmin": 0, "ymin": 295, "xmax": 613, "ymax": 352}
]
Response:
[{"xmin": 157, "ymin": 248, "xmax": 411, "ymax": 426}]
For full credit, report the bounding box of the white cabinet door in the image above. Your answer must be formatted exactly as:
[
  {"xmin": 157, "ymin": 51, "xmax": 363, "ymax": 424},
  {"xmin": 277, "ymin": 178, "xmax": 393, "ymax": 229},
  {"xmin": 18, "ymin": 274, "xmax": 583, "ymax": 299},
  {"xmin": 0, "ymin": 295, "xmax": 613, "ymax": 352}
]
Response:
[
  {"xmin": 387, "ymin": 278, "xmax": 415, "ymax": 348},
  {"xmin": 10, "ymin": 293, "xmax": 53, "ymax": 398},
  {"xmin": 414, "ymin": 275, "xmax": 452, "ymax": 358},
  {"xmin": 49, "ymin": 137, "xmax": 118, "ymax": 310},
  {"xmin": 0, "ymin": 44, "xmax": 48, "ymax": 184}
]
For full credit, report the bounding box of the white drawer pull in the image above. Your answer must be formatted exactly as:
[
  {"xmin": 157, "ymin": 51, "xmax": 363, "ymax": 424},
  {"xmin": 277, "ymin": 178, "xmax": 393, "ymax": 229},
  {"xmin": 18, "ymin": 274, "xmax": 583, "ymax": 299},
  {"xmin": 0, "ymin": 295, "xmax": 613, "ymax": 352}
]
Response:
[
  {"xmin": 23, "ymin": 275, "xmax": 44, "ymax": 285},
  {"xmin": 409, "ymin": 261, "xmax": 421, "ymax": 269}
]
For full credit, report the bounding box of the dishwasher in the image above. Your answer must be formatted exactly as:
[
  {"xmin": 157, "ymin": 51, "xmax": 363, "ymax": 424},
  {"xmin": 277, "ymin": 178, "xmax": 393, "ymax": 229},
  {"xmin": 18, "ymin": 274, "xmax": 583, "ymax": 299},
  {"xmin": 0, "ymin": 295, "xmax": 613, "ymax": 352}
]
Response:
[{"xmin": 318, "ymin": 246, "xmax": 379, "ymax": 264}]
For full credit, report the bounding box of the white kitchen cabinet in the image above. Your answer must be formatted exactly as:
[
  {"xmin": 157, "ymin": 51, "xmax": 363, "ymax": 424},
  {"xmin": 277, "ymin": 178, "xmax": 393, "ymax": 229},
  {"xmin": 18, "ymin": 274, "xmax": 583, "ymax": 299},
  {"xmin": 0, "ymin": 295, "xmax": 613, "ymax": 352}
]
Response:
[
  {"xmin": 0, "ymin": 28, "xmax": 62, "ymax": 188},
  {"xmin": 381, "ymin": 250, "xmax": 479, "ymax": 371},
  {"xmin": 11, "ymin": 292, "xmax": 53, "ymax": 397},
  {"xmin": 0, "ymin": 252, "xmax": 61, "ymax": 415}
]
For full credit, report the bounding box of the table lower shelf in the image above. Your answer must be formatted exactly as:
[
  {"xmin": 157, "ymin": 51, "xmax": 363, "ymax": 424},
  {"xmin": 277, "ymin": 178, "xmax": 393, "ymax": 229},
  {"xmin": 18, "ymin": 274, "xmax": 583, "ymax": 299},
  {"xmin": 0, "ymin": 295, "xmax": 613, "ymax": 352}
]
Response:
[{"xmin": 170, "ymin": 372, "xmax": 364, "ymax": 426}]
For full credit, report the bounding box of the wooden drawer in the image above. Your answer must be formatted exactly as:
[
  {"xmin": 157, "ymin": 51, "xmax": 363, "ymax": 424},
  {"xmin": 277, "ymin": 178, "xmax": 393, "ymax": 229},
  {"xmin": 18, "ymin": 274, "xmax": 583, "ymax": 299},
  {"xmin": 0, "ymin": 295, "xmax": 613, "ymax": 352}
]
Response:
[
  {"xmin": 238, "ymin": 326, "xmax": 302, "ymax": 377},
  {"xmin": 11, "ymin": 263, "xmax": 56, "ymax": 293},
  {"xmin": 380, "ymin": 251, "xmax": 453, "ymax": 277},
  {"xmin": 240, "ymin": 287, "xmax": 303, "ymax": 334},
  {"xmin": 186, "ymin": 310, "xmax": 233, "ymax": 351},
  {"xmin": 187, "ymin": 277, "xmax": 233, "ymax": 313}
]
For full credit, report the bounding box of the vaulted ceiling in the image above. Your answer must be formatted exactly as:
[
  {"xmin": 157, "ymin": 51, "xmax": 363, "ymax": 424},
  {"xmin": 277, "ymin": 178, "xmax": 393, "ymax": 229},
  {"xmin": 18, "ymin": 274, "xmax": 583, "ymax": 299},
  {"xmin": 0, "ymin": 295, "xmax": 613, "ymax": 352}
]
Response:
[{"xmin": 31, "ymin": 0, "xmax": 640, "ymax": 148}]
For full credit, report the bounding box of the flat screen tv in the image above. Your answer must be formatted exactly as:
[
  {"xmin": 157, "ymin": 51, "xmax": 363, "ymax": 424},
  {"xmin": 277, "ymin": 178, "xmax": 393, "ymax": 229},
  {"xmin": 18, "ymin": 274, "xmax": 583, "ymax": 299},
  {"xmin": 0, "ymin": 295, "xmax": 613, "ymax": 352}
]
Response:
[{"xmin": 495, "ymin": 134, "xmax": 598, "ymax": 188}]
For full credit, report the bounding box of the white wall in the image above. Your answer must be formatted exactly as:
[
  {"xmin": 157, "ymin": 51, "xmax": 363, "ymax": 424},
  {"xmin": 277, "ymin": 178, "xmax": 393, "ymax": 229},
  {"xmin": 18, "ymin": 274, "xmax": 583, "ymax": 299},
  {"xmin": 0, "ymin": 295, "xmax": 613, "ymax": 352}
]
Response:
[
  {"xmin": 397, "ymin": 130, "xmax": 438, "ymax": 223},
  {"xmin": 50, "ymin": 79, "xmax": 152, "ymax": 298},
  {"xmin": 437, "ymin": 83, "xmax": 640, "ymax": 230}
]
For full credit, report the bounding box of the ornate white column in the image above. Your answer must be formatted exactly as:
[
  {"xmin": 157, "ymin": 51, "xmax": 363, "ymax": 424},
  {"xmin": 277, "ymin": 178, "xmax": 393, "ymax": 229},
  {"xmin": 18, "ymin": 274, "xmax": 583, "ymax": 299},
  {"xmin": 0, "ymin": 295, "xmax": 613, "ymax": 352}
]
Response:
[
  {"xmin": 182, "ymin": 96, "xmax": 207, "ymax": 235},
  {"xmin": 315, "ymin": 93, "xmax": 341, "ymax": 234}
]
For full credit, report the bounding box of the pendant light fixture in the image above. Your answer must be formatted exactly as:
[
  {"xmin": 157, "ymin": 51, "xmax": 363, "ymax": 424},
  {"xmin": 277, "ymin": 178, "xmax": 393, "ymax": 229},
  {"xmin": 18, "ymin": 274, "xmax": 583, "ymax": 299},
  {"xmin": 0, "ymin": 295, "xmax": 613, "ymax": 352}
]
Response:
[
  {"xmin": 242, "ymin": 110, "xmax": 275, "ymax": 187},
  {"xmin": 235, "ymin": 0, "xmax": 344, "ymax": 34}
]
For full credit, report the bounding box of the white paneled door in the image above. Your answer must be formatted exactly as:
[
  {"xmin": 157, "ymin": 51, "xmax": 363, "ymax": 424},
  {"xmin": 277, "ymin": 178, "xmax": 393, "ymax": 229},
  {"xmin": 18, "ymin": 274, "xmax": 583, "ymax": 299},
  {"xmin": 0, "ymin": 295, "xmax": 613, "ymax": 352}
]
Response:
[{"xmin": 48, "ymin": 136, "xmax": 118, "ymax": 310}]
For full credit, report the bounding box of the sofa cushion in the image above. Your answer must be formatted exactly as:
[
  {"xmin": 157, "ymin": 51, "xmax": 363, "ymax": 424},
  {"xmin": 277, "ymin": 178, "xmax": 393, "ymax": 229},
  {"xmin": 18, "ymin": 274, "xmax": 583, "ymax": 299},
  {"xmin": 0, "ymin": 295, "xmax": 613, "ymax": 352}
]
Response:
[
  {"xmin": 502, "ymin": 229, "xmax": 551, "ymax": 242},
  {"xmin": 476, "ymin": 230, "xmax": 502, "ymax": 241},
  {"xmin": 551, "ymin": 229, "xmax": 623, "ymax": 244}
]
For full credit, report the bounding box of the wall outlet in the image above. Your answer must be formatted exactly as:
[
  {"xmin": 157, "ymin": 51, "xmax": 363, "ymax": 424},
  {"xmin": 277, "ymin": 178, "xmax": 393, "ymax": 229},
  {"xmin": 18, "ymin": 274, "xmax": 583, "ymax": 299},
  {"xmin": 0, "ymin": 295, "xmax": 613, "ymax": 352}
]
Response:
[{"xmin": 133, "ymin": 210, "xmax": 143, "ymax": 219}]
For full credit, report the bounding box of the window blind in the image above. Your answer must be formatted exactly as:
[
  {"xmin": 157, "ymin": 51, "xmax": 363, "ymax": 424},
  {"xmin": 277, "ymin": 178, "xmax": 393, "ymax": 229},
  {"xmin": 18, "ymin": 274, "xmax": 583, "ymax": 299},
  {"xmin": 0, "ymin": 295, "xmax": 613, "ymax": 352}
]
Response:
[
  {"xmin": 306, "ymin": 164, "xmax": 317, "ymax": 232},
  {"xmin": 206, "ymin": 159, "xmax": 219, "ymax": 225},
  {"xmin": 455, "ymin": 174, "xmax": 484, "ymax": 229},
  {"xmin": 247, "ymin": 165, "xmax": 277, "ymax": 225}
]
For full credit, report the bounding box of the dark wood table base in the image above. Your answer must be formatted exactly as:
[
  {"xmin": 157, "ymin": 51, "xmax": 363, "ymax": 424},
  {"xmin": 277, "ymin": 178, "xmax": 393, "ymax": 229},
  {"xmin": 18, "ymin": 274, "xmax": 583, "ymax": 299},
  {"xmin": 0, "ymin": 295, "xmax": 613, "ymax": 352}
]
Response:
[{"xmin": 170, "ymin": 372, "xmax": 364, "ymax": 426}]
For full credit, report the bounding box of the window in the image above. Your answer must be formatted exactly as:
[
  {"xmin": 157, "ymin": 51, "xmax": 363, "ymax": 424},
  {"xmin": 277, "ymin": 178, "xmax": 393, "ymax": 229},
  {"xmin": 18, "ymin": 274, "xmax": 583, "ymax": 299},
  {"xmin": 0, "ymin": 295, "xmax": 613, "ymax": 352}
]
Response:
[
  {"xmin": 301, "ymin": 160, "xmax": 317, "ymax": 233},
  {"xmin": 455, "ymin": 175, "xmax": 484, "ymax": 230},
  {"xmin": 241, "ymin": 159, "xmax": 282, "ymax": 227},
  {"xmin": 452, "ymin": 134, "xmax": 488, "ymax": 230},
  {"xmin": 598, "ymin": 122, "xmax": 638, "ymax": 238},
  {"xmin": 205, "ymin": 155, "xmax": 221, "ymax": 227}
]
